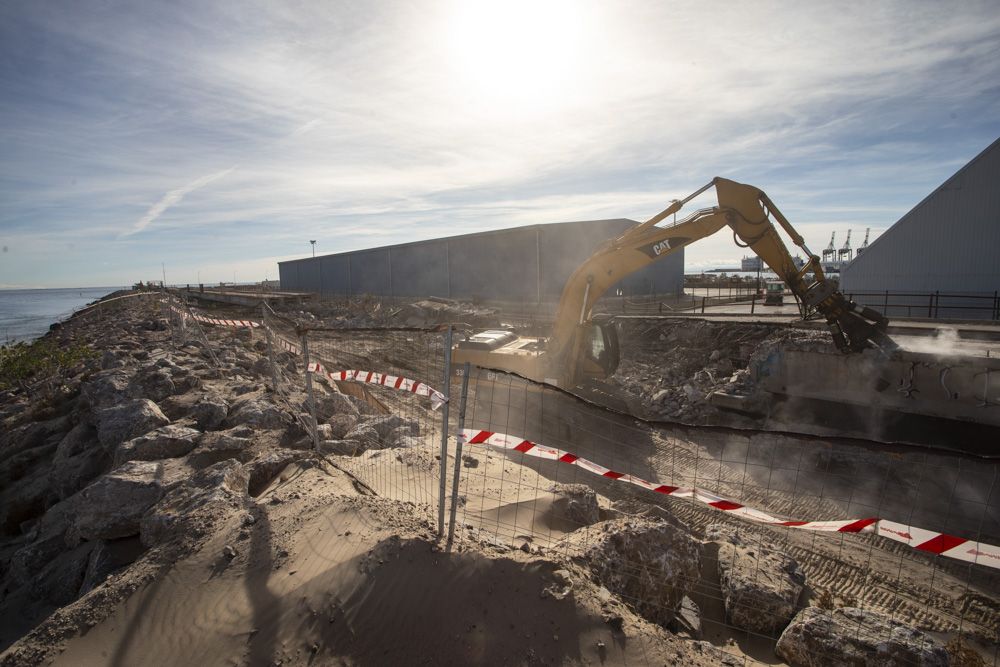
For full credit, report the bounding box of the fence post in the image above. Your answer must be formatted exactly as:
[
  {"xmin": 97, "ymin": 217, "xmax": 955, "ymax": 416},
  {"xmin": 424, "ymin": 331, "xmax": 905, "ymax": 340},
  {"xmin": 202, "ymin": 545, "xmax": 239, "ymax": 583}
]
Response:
[
  {"xmin": 934, "ymin": 290, "xmax": 940, "ymax": 319},
  {"xmin": 438, "ymin": 326, "xmax": 454, "ymax": 537},
  {"xmin": 701, "ymin": 297, "xmax": 706, "ymax": 314},
  {"xmin": 927, "ymin": 292, "xmax": 934, "ymax": 318},
  {"xmin": 751, "ymin": 292, "xmax": 756, "ymax": 314},
  {"xmin": 300, "ymin": 330, "xmax": 320, "ymax": 451},
  {"xmin": 994, "ymin": 290, "xmax": 998, "ymax": 320},
  {"xmin": 262, "ymin": 304, "xmax": 281, "ymax": 392},
  {"xmin": 446, "ymin": 362, "xmax": 471, "ymax": 549}
]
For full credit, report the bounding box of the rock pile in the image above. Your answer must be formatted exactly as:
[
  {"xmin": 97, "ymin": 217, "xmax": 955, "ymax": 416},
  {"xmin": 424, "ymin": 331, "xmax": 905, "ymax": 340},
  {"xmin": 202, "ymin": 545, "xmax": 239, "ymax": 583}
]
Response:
[{"xmin": 0, "ymin": 295, "xmax": 373, "ymax": 647}]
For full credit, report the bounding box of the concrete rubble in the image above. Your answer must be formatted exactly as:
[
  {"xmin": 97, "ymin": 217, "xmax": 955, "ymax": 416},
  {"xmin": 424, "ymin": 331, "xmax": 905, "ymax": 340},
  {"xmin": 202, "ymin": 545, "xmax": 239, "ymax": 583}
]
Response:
[
  {"xmin": 714, "ymin": 529, "xmax": 806, "ymax": 636},
  {"xmin": 560, "ymin": 515, "xmax": 702, "ymax": 625},
  {"xmin": 776, "ymin": 607, "xmax": 949, "ymax": 667}
]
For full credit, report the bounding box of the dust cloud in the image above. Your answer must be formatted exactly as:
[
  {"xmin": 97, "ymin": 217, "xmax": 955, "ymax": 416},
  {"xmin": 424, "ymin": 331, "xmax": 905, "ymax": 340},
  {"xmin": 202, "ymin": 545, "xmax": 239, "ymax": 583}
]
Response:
[{"xmin": 899, "ymin": 327, "xmax": 963, "ymax": 355}]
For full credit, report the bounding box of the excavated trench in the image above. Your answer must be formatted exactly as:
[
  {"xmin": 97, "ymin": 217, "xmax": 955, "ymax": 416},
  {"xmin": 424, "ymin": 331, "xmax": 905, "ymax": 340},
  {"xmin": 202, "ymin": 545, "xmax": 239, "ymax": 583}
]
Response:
[
  {"xmin": 249, "ymin": 307, "xmax": 1000, "ymax": 650},
  {"xmin": 461, "ymin": 373, "xmax": 1000, "ymax": 650}
]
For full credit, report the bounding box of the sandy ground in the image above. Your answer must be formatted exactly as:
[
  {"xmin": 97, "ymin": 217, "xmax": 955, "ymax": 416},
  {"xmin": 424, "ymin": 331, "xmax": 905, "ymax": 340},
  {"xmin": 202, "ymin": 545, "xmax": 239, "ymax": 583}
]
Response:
[
  {"xmin": 21, "ymin": 460, "xmax": 731, "ymax": 667},
  {"xmin": 3, "ymin": 295, "xmax": 998, "ymax": 666}
]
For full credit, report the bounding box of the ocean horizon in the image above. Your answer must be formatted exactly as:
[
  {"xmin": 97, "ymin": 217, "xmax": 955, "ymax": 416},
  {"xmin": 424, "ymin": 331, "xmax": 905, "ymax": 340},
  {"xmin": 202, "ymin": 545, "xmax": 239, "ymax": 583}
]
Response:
[{"xmin": 0, "ymin": 286, "xmax": 127, "ymax": 344}]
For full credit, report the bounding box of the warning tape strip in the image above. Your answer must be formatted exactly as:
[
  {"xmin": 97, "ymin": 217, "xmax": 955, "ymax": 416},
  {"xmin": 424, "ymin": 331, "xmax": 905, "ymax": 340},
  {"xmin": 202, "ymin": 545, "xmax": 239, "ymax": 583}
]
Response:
[
  {"xmin": 168, "ymin": 304, "xmax": 260, "ymax": 328},
  {"xmin": 271, "ymin": 333, "xmax": 300, "ymax": 355},
  {"xmin": 460, "ymin": 429, "xmax": 1000, "ymax": 569},
  {"xmin": 308, "ymin": 362, "xmax": 447, "ymax": 410}
]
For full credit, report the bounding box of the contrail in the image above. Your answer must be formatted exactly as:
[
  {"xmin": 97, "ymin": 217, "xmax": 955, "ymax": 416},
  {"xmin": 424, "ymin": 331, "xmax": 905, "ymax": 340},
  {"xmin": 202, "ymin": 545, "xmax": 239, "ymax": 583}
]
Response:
[{"xmin": 122, "ymin": 167, "xmax": 235, "ymax": 237}]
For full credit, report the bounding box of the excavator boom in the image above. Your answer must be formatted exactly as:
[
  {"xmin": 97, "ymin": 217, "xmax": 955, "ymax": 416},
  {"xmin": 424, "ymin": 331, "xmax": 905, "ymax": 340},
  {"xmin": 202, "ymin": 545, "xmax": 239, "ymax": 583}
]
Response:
[{"xmin": 455, "ymin": 178, "xmax": 897, "ymax": 389}]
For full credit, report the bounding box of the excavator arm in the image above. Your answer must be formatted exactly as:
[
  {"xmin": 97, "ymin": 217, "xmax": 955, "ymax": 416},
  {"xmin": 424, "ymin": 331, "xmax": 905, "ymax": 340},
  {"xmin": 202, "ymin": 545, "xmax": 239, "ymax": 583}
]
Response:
[{"xmin": 547, "ymin": 177, "xmax": 896, "ymax": 387}]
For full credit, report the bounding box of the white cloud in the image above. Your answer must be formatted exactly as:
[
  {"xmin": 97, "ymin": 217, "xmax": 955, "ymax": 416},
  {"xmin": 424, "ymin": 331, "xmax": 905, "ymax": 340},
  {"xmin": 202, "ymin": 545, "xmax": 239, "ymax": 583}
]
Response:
[
  {"xmin": 1, "ymin": 1, "xmax": 998, "ymax": 287},
  {"xmin": 121, "ymin": 167, "xmax": 235, "ymax": 238}
]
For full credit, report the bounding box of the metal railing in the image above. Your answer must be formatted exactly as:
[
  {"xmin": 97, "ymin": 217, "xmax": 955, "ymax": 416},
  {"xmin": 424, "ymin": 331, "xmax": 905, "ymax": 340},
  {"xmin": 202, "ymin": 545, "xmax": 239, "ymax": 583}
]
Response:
[{"xmin": 847, "ymin": 289, "xmax": 1000, "ymax": 320}]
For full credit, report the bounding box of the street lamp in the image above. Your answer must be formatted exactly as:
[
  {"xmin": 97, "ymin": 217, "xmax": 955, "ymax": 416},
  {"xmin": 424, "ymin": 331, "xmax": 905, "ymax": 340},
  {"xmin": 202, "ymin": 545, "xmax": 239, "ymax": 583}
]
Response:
[{"xmin": 310, "ymin": 240, "xmax": 316, "ymax": 257}]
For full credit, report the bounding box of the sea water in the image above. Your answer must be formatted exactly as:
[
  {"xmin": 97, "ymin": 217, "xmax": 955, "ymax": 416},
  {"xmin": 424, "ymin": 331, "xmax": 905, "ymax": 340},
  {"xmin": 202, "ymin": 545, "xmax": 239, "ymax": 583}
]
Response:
[{"xmin": 0, "ymin": 287, "xmax": 126, "ymax": 344}]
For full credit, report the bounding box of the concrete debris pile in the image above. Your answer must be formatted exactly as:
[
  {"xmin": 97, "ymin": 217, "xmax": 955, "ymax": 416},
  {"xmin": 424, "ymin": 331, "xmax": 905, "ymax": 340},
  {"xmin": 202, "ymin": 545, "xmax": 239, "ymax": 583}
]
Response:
[
  {"xmin": 276, "ymin": 295, "xmax": 498, "ymax": 330},
  {"xmin": 609, "ymin": 318, "xmax": 827, "ymax": 424},
  {"xmin": 709, "ymin": 524, "xmax": 807, "ymax": 636},
  {"xmin": 392, "ymin": 297, "xmax": 498, "ymax": 328},
  {"xmin": 560, "ymin": 515, "xmax": 702, "ymax": 626},
  {"xmin": 776, "ymin": 607, "xmax": 950, "ymax": 667}
]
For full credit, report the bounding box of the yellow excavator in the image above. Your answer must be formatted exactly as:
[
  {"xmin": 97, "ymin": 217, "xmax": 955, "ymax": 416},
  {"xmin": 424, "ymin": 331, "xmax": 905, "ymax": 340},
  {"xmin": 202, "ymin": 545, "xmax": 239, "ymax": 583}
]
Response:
[{"xmin": 453, "ymin": 177, "xmax": 897, "ymax": 390}]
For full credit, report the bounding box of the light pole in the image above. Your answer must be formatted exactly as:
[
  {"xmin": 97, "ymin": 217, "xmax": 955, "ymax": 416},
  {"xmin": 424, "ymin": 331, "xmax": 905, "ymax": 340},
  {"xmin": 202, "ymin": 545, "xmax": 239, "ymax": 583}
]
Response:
[{"xmin": 310, "ymin": 240, "xmax": 316, "ymax": 257}]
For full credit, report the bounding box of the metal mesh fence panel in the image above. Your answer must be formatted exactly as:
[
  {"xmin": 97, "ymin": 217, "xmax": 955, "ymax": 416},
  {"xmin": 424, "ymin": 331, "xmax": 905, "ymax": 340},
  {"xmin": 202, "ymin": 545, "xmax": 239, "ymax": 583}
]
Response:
[
  {"xmin": 447, "ymin": 365, "xmax": 1000, "ymax": 665},
  {"xmin": 110, "ymin": 292, "xmax": 1000, "ymax": 664},
  {"xmin": 297, "ymin": 325, "xmax": 449, "ymax": 518}
]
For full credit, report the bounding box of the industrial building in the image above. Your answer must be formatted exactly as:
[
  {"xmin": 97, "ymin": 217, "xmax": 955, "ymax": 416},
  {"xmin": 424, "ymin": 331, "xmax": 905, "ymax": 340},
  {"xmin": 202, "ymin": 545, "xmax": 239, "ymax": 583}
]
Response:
[
  {"xmin": 840, "ymin": 137, "xmax": 1000, "ymax": 320},
  {"xmin": 279, "ymin": 219, "xmax": 685, "ymax": 303}
]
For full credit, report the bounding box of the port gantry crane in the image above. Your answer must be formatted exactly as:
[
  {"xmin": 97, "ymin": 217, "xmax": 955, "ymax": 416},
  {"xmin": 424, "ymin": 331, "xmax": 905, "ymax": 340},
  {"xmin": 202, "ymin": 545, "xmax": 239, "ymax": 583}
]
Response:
[
  {"xmin": 822, "ymin": 231, "xmax": 837, "ymax": 265},
  {"xmin": 838, "ymin": 229, "xmax": 853, "ymax": 263},
  {"xmin": 856, "ymin": 227, "xmax": 871, "ymax": 257}
]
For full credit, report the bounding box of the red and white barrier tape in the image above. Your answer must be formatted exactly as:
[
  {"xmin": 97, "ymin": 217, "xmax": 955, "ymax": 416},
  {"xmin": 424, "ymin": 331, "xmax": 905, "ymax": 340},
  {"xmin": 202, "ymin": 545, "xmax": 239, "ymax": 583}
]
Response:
[
  {"xmin": 308, "ymin": 362, "xmax": 446, "ymax": 410},
  {"xmin": 169, "ymin": 305, "xmax": 259, "ymax": 328},
  {"xmin": 460, "ymin": 429, "xmax": 1000, "ymax": 569},
  {"xmin": 269, "ymin": 331, "xmax": 301, "ymax": 355}
]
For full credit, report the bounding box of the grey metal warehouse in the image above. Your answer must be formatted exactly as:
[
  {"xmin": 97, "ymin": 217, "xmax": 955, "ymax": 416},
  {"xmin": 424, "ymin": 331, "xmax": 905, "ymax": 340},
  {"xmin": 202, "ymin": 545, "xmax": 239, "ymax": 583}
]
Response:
[
  {"xmin": 840, "ymin": 136, "xmax": 1000, "ymax": 320},
  {"xmin": 278, "ymin": 219, "xmax": 684, "ymax": 303}
]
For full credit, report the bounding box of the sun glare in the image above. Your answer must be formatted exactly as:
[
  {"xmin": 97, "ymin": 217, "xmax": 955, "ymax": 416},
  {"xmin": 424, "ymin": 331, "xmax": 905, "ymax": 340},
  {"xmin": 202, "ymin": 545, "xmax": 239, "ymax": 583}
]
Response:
[{"xmin": 447, "ymin": 0, "xmax": 584, "ymax": 116}]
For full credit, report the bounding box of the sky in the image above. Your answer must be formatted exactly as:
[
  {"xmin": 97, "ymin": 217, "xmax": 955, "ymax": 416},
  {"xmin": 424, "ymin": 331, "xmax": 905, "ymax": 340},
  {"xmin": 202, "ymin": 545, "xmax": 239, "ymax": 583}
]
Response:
[{"xmin": 1, "ymin": 0, "xmax": 998, "ymax": 289}]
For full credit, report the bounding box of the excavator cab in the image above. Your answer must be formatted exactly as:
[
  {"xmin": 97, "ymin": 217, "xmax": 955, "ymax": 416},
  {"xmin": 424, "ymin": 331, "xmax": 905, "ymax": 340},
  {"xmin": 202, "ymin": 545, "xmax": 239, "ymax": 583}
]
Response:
[{"xmin": 576, "ymin": 317, "xmax": 620, "ymax": 381}]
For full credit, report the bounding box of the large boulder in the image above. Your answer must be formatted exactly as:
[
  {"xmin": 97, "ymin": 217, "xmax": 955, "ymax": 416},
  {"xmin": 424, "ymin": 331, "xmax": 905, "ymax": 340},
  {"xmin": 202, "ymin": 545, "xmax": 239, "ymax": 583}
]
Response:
[
  {"xmin": 343, "ymin": 423, "xmax": 379, "ymax": 450},
  {"xmin": 225, "ymin": 397, "xmax": 288, "ymax": 429},
  {"xmin": 717, "ymin": 539, "xmax": 806, "ymax": 635},
  {"xmin": 140, "ymin": 460, "xmax": 250, "ymax": 548},
  {"xmin": 30, "ymin": 541, "xmax": 96, "ymax": 605},
  {"xmin": 96, "ymin": 399, "xmax": 170, "ymax": 448},
  {"xmin": 81, "ymin": 369, "xmax": 131, "ymax": 409},
  {"xmin": 128, "ymin": 366, "xmax": 176, "ymax": 402},
  {"xmin": 8, "ymin": 500, "xmax": 80, "ymax": 585},
  {"xmin": 52, "ymin": 445, "xmax": 110, "ymax": 501},
  {"xmin": 328, "ymin": 413, "xmax": 359, "ymax": 439},
  {"xmin": 367, "ymin": 415, "xmax": 418, "ymax": 440},
  {"xmin": 562, "ymin": 517, "xmax": 701, "ymax": 625},
  {"xmin": 68, "ymin": 461, "xmax": 167, "ymax": 543},
  {"xmin": 53, "ymin": 422, "xmax": 98, "ymax": 460},
  {"xmin": 190, "ymin": 394, "xmax": 229, "ymax": 430},
  {"xmin": 776, "ymin": 607, "xmax": 948, "ymax": 667},
  {"xmin": 48, "ymin": 423, "xmax": 108, "ymax": 500},
  {"xmin": 318, "ymin": 439, "xmax": 363, "ymax": 456},
  {"xmin": 308, "ymin": 392, "xmax": 359, "ymax": 420},
  {"xmin": 549, "ymin": 483, "xmax": 600, "ymax": 527},
  {"xmin": 187, "ymin": 430, "xmax": 253, "ymax": 469},
  {"xmin": 114, "ymin": 425, "xmax": 202, "ymax": 466}
]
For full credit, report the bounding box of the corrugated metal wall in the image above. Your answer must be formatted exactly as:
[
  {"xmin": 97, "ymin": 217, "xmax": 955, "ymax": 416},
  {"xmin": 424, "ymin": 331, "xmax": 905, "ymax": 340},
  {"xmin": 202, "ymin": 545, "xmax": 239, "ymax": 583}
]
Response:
[
  {"xmin": 279, "ymin": 219, "xmax": 685, "ymax": 301},
  {"xmin": 840, "ymin": 137, "xmax": 1000, "ymax": 319}
]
